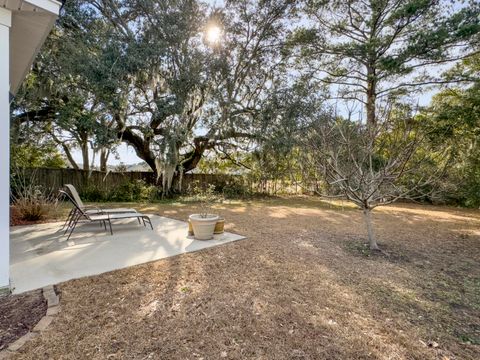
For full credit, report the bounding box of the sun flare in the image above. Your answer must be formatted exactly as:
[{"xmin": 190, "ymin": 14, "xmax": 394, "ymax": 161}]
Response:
[{"xmin": 205, "ymin": 25, "xmax": 222, "ymax": 44}]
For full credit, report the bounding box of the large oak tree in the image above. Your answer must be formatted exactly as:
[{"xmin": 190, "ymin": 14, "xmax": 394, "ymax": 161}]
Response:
[{"xmin": 12, "ymin": 0, "xmax": 297, "ymax": 192}]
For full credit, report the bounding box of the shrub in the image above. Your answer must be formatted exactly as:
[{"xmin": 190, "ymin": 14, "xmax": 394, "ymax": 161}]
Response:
[
  {"xmin": 140, "ymin": 183, "xmax": 161, "ymax": 202},
  {"xmin": 80, "ymin": 185, "xmax": 108, "ymax": 202},
  {"xmin": 13, "ymin": 191, "xmax": 58, "ymax": 221},
  {"xmin": 10, "ymin": 169, "xmax": 58, "ymax": 221},
  {"xmin": 109, "ymin": 180, "xmax": 141, "ymax": 202},
  {"xmin": 221, "ymin": 180, "xmax": 249, "ymax": 198},
  {"xmin": 109, "ymin": 180, "xmax": 159, "ymax": 202},
  {"xmin": 77, "ymin": 180, "xmax": 161, "ymax": 203}
]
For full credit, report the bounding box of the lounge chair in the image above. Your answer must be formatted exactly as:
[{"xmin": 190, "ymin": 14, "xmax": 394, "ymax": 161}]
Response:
[
  {"xmin": 60, "ymin": 190, "xmax": 153, "ymax": 241},
  {"xmin": 62, "ymin": 184, "xmax": 138, "ymax": 230}
]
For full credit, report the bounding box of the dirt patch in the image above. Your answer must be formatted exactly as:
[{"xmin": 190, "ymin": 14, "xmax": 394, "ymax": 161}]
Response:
[
  {"xmin": 13, "ymin": 197, "xmax": 480, "ymax": 359},
  {"xmin": 0, "ymin": 290, "xmax": 47, "ymax": 350}
]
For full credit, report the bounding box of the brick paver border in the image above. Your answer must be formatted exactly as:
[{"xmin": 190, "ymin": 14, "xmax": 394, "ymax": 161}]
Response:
[{"xmin": 0, "ymin": 285, "xmax": 60, "ymax": 359}]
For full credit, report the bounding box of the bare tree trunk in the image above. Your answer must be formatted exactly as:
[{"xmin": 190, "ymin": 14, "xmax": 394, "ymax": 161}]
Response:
[
  {"xmin": 49, "ymin": 132, "xmax": 79, "ymax": 170},
  {"xmin": 363, "ymin": 208, "xmax": 379, "ymax": 251},
  {"xmin": 100, "ymin": 148, "xmax": 109, "ymax": 172},
  {"xmin": 61, "ymin": 143, "xmax": 79, "ymax": 170}
]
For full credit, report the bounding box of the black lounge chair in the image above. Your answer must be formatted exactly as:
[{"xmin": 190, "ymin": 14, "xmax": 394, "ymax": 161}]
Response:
[
  {"xmin": 61, "ymin": 184, "xmax": 138, "ymax": 230},
  {"xmin": 59, "ymin": 190, "xmax": 153, "ymax": 241}
]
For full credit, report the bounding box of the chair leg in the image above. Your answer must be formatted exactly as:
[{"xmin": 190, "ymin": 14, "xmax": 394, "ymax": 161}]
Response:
[
  {"xmin": 64, "ymin": 209, "xmax": 78, "ymax": 235},
  {"xmin": 144, "ymin": 217, "xmax": 153, "ymax": 230},
  {"xmin": 66, "ymin": 213, "xmax": 82, "ymax": 241},
  {"xmin": 64, "ymin": 211, "xmax": 72, "ymax": 234},
  {"xmin": 62, "ymin": 208, "xmax": 74, "ymax": 230}
]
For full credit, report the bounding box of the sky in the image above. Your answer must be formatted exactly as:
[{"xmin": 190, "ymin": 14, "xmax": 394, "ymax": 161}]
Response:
[{"xmin": 71, "ymin": 144, "xmax": 139, "ymax": 167}]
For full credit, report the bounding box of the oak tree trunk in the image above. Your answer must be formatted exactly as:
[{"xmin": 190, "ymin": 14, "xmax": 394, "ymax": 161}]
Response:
[{"xmin": 81, "ymin": 141, "xmax": 89, "ymax": 171}]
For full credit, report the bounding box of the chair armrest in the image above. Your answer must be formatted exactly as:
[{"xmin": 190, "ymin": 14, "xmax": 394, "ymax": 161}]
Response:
[{"xmin": 82, "ymin": 206, "xmax": 105, "ymax": 214}]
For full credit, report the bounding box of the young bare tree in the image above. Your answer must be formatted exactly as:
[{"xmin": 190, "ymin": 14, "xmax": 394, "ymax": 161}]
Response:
[
  {"xmin": 283, "ymin": 0, "xmax": 479, "ymax": 250},
  {"xmin": 297, "ymin": 104, "xmax": 450, "ymax": 250}
]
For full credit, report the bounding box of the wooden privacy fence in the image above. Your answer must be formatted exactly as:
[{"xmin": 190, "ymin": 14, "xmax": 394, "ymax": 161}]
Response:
[
  {"xmin": 15, "ymin": 167, "xmax": 312, "ymax": 195},
  {"xmin": 15, "ymin": 168, "xmax": 155, "ymax": 194}
]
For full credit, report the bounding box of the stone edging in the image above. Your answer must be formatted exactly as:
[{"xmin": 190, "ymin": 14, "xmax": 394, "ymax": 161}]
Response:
[{"xmin": 0, "ymin": 285, "xmax": 60, "ymax": 359}]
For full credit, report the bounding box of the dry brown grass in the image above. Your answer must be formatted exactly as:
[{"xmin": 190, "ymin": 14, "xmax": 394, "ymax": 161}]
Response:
[{"xmin": 15, "ymin": 197, "xmax": 480, "ymax": 359}]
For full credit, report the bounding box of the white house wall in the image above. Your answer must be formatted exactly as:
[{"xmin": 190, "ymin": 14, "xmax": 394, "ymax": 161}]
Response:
[{"xmin": 0, "ymin": 7, "xmax": 12, "ymax": 290}]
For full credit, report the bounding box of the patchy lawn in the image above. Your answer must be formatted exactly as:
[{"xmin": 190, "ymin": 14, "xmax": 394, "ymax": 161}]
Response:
[{"xmin": 14, "ymin": 197, "xmax": 480, "ymax": 359}]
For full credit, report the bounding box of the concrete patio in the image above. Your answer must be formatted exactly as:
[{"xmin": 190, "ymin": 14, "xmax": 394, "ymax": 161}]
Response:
[{"xmin": 10, "ymin": 215, "xmax": 245, "ymax": 294}]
